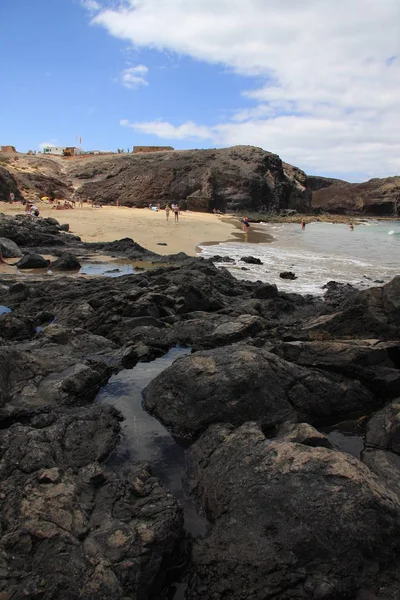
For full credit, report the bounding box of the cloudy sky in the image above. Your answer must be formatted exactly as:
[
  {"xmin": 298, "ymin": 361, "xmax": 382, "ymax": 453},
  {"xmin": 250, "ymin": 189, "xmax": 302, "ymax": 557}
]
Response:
[{"xmin": 1, "ymin": 0, "xmax": 399, "ymax": 181}]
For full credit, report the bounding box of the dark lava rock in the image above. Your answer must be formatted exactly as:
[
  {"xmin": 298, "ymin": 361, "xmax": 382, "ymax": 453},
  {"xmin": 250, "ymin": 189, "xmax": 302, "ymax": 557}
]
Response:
[
  {"xmin": 311, "ymin": 175, "xmax": 400, "ymax": 216},
  {"xmin": 0, "ymin": 313, "xmax": 35, "ymax": 341},
  {"xmin": 185, "ymin": 422, "xmax": 400, "ymax": 599},
  {"xmin": 322, "ymin": 280, "xmax": 358, "ymax": 308},
  {"xmin": 0, "ymin": 405, "xmax": 183, "ymax": 599},
  {"xmin": 0, "ymin": 214, "xmax": 81, "ymax": 249},
  {"xmin": 280, "ymin": 270, "xmax": 297, "ymax": 280},
  {"xmin": 157, "ymin": 242, "xmax": 168, "ymax": 246},
  {"xmin": 0, "ymin": 325, "xmax": 117, "ymax": 421},
  {"xmin": 16, "ymin": 253, "xmax": 50, "ymax": 269},
  {"xmin": 210, "ymin": 255, "xmax": 235, "ymax": 263},
  {"xmin": 272, "ymin": 339, "xmax": 400, "ymax": 397},
  {"xmin": 365, "ymin": 400, "xmax": 400, "ymax": 453},
  {"xmin": 252, "ymin": 282, "xmax": 278, "ymax": 299},
  {"xmin": 240, "ymin": 256, "xmax": 263, "ymax": 265},
  {"xmin": 362, "ymin": 401, "xmax": 400, "ymax": 501},
  {"xmin": 0, "ymin": 236, "xmax": 22, "ymax": 258},
  {"xmin": 306, "ymin": 276, "xmax": 400, "ymax": 340},
  {"xmin": 59, "ymin": 223, "xmax": 69, "ymax": 231},
  {"xmin": 143, "ymin": 345, "xmax": 376, "ymax": 440},
  {"xmin": 51, "ymin": 253, "xmax": 81, "ymax": 271},
  {"xmin": 71, "ymin": 145, "xmax": 311, "ymax": 213}
]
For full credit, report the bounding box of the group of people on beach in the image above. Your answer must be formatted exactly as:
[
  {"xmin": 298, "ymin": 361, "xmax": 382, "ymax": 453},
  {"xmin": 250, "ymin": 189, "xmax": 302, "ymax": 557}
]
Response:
[{"xmin": 165, "ymin": 204, "xmax": 180, "ymax": 221}]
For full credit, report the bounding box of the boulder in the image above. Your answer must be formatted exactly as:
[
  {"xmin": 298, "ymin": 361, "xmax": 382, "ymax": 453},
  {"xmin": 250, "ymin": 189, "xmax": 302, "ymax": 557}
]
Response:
[
  {"xmin": 15, "ymin": 253, "xmax": 51, "ymax": 269},
  {"xmin": 272, "ymin": 340, "xmax": 400, "ymax": 397},
  {"xmin": 0, "ymin": 313, "xmax": 35, "ymax": 341},
  {"xmin": 143, "ymin": 345, "xmax": 376, "ymax": 440},
  {"xmin": 185, "ymin": 422, "xmax": 400, "ymax": 599},
  {"xmin": 240, "ymin": 256, "xmax": 263, "ymax": 265},
  {"xmin": 0, "ymin": 214, "xmax": 81, "ymax": 249},
  {"xmin": 306, "ymin": 276, "xmax": 400, "ymax": 339},
  {"xmin": 0, "ymin": 236, "xmax": 22, "ymax": 258},
  {"xmin": 280, "ymin": 270, "xmax": 297, "ymax": 280},
  {"xmin": 51, "ymin": 253, "xmax": 81, "ymax": 271},
  {"xmin": 365, "ymin": 400, "xmax": 400, "ymax": 453},
  {"xmin": 210, "ymin": 255, "xmax": 235, "ymax": 263}
]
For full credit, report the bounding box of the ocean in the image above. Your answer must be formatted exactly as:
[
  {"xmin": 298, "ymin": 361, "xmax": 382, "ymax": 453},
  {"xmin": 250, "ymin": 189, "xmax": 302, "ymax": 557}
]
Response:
[{"xmin": 199, "ymin": 220, "xmax": 400, "ymax": 296}]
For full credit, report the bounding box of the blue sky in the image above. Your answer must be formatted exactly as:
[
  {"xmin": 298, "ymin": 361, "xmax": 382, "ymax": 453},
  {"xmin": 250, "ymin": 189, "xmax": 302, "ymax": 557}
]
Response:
[{"xmin": 1, "ymin": 0, "xmax": 399, "ymax": 181}]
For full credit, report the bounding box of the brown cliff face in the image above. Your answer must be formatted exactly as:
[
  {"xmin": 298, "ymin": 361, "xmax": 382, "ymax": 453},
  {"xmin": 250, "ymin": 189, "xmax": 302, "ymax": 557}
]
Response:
[
  {"xmin": 0, "ymin": 152, "xmax": 72, "ymax": 202},
  {"xmin": 71, "ymin": 146, "xmax": 311, "ymax": 213},
  {"xmin": 311, "ymin": 176, "xmax": 400, "ymax": 216},
  {"xmin": 0, "ymin": 147, "xmax": 310, "ymax": 213}
]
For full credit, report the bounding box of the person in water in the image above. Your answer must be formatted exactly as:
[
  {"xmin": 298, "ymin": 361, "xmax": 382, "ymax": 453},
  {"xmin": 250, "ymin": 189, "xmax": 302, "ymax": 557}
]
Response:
[
  {"xmin": 242, "ymin": 217, "xmax": 250, "ymax": 232},
  {"xmin": 349, "ymin": 222, "xmax": 354, "ymax": 231},
  {"xmin": 301, "ymin": 220, "xmax": 306, "ymax": 229}
]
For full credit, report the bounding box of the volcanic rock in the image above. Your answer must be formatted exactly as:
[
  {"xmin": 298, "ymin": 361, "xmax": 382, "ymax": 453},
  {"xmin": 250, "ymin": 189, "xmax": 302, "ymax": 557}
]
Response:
[
  {"xmin": 51, "ymin": 253, "xmax": 81, "ymax": 271},
  {"xmin": 306, "ymin": 276, "xmax": 400, "ymax": 339},
  {"xmin": 15, "ymin": 253, "xmax": 50, "ymax": 269},
  {"xmin": 0, "ymin": 236, "xmax": 22, "ymax": 258},
  {"xmin": 240, "ymin": 255, "xmax": 263, "ymax": 264},
  {"xmin": 0, "ymin": 406, "xmax": 183, "ymax": 599},
  {"xmin": 311, "ymin": 176, "xmax": 400, "ymax": 216},
  {"xmin": 143, "ymin": 345, "xmax": 376, "ymax": 440},
  {"xmin": 71, "ymin": 146, "xmax": 311, "ymax": 213},
  {"xmin": 184, "ymin": 422, "xmax": 400, "ymax": 599},
  {"xmin": 280, "ymin": 270, "xmax": 297, "ymax": 279}
]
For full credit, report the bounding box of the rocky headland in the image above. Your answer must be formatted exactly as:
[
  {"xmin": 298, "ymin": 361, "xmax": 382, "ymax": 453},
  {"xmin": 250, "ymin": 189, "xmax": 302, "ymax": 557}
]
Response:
[
  {"xmin": 0, "ymin": 214, "xmax": 399, "ymax": 598},
  {"xmin": 1, "ymin": 146, "xmax": 399, "ymax": 216}
]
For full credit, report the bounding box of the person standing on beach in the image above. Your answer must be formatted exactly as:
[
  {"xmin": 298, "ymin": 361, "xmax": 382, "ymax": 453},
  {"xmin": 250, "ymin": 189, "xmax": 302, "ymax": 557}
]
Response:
[
  {"xmin": 165, "ymin": 205, "xmax": 170, "ymax": 221},
  {"xmin": 241, "ymin": 217, "xmax": 250, "ymax": 232},
  {"xmin": 174, "ymin": 204, "xmax": 179, "ymax": 221},
  {"xmin": 9, "ymin": 192, "xmax": 15, "ymax": 203}
]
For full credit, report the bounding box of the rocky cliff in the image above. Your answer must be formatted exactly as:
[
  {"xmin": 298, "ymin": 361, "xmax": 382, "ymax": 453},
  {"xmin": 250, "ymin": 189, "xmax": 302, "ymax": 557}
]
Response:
[
  {"xmin": 311, "ymin": 176, "xmax": 400, "ymax": 216},
  {"xmin": 2, "ymin": 148, "xmax": 399, "ymax": 216},
  {"xmin": 0, "ymin": 147, "xmax": 311, "ymax": 213}
]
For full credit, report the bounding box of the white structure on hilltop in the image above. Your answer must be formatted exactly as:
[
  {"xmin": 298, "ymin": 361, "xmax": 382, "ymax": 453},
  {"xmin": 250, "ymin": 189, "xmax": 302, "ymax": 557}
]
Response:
[{"xmin": 42, "ymin": 146, "xmax": 66, "ymax": 155}]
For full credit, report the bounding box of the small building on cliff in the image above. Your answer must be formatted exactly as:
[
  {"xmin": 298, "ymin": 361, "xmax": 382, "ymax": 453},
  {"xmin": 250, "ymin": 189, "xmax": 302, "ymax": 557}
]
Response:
[
  {"xmin": 133, "ymin": 146, "xmax": 174, "ymax": 154},
  {"xmin": 63, "ymin": 147, "xmax": 83, "ymax": 157},
  {"xmin": 42, "ymin": 146, "xmax": 66, "ymax": 156},
  {"xmin": 1, "ymin": 145, "xmax": 17, "ymax": 153}
]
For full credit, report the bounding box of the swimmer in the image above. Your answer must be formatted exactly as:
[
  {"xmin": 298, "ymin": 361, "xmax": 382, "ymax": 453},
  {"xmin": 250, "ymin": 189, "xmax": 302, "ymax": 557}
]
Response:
[
  {"xmin": 349, "ymin": 222, "xmax": 354, "ymax": 231},
  {"xmin": 301, "ymin": 220, "xmax": 306, "ymax": 230}
]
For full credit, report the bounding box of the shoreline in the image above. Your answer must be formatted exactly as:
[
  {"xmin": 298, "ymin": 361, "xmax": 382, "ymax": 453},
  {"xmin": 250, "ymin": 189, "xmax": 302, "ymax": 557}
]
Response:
[{"xmin": 0, "ymin": 203, "xmax": 238, "ymax": 257}]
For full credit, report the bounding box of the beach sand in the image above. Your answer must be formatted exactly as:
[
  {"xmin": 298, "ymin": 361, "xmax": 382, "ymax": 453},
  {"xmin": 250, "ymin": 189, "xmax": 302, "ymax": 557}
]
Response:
[{"xmin": 0, "ymin": 203, "xmax": 240, "ymax": 257}]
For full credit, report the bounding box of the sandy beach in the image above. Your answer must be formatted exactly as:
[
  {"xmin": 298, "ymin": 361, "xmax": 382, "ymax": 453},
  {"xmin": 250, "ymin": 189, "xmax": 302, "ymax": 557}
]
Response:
[{"xmin": 0, "ymin": 203, "xmax": 240, "ymax": 257}]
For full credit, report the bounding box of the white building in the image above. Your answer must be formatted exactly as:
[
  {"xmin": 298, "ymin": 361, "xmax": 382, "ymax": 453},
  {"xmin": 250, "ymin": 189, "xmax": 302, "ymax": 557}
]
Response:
[{"xmin": 42, "ymin": 146, "xmax": 66, "ymax": 156}]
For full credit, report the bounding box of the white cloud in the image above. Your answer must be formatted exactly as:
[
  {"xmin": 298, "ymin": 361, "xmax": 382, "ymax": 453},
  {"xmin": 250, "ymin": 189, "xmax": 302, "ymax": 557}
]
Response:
[
  {"xmin": 92, "ymin": 0, "xmax": 400, "ymax": 177},
  {"xmin": 120, "ymin": 119, "xmax": 211, "ymax": 140},
  {"xmin": 120, "ymin": 65, "xmax": 149, "ymax": 88},
  {"xmin": 81, "ymin": 0, "xmax": 101, "ymax": 13}
]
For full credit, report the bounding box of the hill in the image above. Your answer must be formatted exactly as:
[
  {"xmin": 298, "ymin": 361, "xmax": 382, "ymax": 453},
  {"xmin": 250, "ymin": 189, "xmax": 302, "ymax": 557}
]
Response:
[{"xmin": 0, "ymin": 146, "xmax": 310, "ymax": 213}]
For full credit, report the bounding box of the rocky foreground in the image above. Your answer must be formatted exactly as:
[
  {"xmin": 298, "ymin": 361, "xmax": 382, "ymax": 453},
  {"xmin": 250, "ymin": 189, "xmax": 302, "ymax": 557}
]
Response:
[{"xmin": 0, "ymin": 215, "xmax": 400, "ymax": 599}]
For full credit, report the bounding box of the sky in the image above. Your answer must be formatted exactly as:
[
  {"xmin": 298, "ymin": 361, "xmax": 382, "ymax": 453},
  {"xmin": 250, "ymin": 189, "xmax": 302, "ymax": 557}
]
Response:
[{"xmin": 1, "ymin": 0, "xmax": 400, "ymax": 182}]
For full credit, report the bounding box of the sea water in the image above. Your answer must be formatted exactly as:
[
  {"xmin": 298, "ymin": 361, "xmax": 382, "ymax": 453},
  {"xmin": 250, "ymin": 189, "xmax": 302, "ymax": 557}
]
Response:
[{"xmin": 199, "ymin": 220, "xmax": 400, "ymax": 295}]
